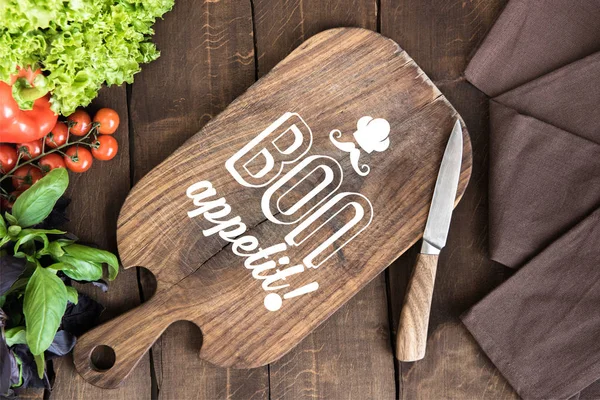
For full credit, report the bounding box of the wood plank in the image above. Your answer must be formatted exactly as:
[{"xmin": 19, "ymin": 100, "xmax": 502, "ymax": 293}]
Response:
[
  {"xmin": 253, "ymin": 0, "xmax": 377, "ymax": 77},
  {"xmin": 382, "ymin": 1, "xmax": 517, "ymax": 396},
  {"xmin": 252, "ymin": 3, "xmax": 393, "ymax": 398},
  {"xmin": 127, "ymin": 0, "xmax": 264, "ymax": 398},
  {"xmin": 51, "ymin": 86, "xmax": 152, "ymax": 399},
  {"xmin": 381, "ymin": 0, "xmax": 507, "ymax": 80}
]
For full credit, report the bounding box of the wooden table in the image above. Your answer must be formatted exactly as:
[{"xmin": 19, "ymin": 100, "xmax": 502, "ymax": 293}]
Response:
[{"xmin": 30, "ymin": 0, "xmax": 521, "ymax": 398}]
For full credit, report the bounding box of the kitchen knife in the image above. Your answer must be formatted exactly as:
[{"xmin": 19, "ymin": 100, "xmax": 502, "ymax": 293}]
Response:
[{"xmin": 396, "ymin": 119, "xmax": 463, "ymax": 361}]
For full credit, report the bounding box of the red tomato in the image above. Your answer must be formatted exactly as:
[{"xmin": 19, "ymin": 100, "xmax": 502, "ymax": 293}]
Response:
[
  {"xmin": 67, "ymin": 109, "xmax": 92, "ymax": 136},
  {"xmin": 46, "ymin": 121, "xmax": 69, "ymax": 148},
  {"xmin": 91, "ymin": 135, "xmax": 118, "ymax": 161},
  {"xmin": 12, "ymin": 165, "xmax": 43, "ymax": 190},
  {"xmin": 93, "ymin": 108, "xmax": 120, "ymax": 135},
  {"xmin": 39, "ymin": 153, "xmax": 66, "ymax": 171},
  {"xmin": 17, "ymin": 140, "xmax": 43, "ymax": 160},
  {"xmin": 64, "ymin": 146, "xmax": 93, "ymax": 173},
  {"xmin": 1, "ymin": 190, "xmax": 23, "ymax": 210},
  {"xmin": 0, "ymin": 144, "xmax": 17, "ymax": 173}
]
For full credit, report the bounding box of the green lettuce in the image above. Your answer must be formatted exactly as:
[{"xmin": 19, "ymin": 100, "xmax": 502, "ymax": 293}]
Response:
[{"xmin": 0, "ymin": 0, "xmax": 173, "ymax": 116}]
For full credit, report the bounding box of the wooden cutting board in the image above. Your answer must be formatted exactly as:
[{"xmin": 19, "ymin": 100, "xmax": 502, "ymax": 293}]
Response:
[{"xmin": 73, "ymin": 28, "xmax": 472, "ymax": 388}]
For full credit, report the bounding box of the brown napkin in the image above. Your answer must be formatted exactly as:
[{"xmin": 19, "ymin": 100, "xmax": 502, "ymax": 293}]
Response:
[
  {"xmin": 462, "ymin": 208, "xmax": 600, "ymax": 400},
  {"xmin": 461, "ymin": 0, "xmax": 600, "ymax": 398},
  {"xmin": 489, "ymin": 100, "xmax": 600, "ymax": 267},
  {"xmin": 465, "ymin": 0, "xmax": 600, "ymax": 96}
]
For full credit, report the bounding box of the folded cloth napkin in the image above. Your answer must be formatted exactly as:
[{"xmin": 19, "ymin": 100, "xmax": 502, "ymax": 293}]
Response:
[
  {"xmin": 489, "ymin": 101, "xmax": 600, "ymax": 267},
  {"xmin": 465, "ymin": 0, "xmax": 600, "ymax": 96},
  {"xmin": 461, "ymin": 0, "xmax": 600, "ymax": 398},
  {"xmin": 462, "ymin": 208, "xmax": 600, "ymax": 400}
]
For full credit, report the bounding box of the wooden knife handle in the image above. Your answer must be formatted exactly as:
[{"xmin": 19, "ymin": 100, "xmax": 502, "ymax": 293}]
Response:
[
  {"xmin": 73, "ymin": 289, "xmax": 183, "ymax": 388},
  {"xmin": 395, "ymin": 253, "xmax": 439, "ymax": 362}
]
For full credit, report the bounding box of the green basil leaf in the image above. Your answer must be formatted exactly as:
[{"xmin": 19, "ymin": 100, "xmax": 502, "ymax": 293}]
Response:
[
  {"xmin": 0, "ymin": 214, "xmax": 6, "ymax": 236},
  {"xmin": 24, "ymin": 266, "xmax": 68, "ymax": 355},
  {"xmin": 5, "ymin": 326, "xmax": 27, "ymax": 346},
  {"xmin": 34, "ymin": 352, "xmax": 45, "ymax": 379},
  {"xmin": 58, "ymin": 255, "xmax": 103, "ymax": 281},
  {"xmin": 56, "ymin": 238, "xmax": 76, "ymax": 247},
  {"xmin": 46, "ymin": 241, "xmax": 65, "ymax": 258},
  {"xmin": 8, "ymin": 225, "xmax": 21, "ymax": 237},
  {"xmin": 13, "ymin": 354, "xmax": 23, "ymax": 387},
  {"xmin": 0, "ymin": 236, "xmax": 10, "ymax": 248},
  {"xmin": 21, "ymin": 229, "xmax": 65, "ymax": 236},
  {"xmin": 66, "ymin": 286, "xmax": 79, "ymax": 304},
  {"xmin": 5, "ymin": 212, "xmax": 18, "ymax": 226},
  {"xmin": 12, "ymin": 169, "xmax": 69, "ymax": 228},
  {"xmin": 63, "ymin": 244, "xmax": 119, "ymax": 280},
  {"xmin": 14, "ymin": 233, "xmax": 47, "ymax": 254}
]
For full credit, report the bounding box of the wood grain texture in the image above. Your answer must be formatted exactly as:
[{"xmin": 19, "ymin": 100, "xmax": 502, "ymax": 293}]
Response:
[
  {"xmin": 253, "ymin": 2, "xmax": 395, "ymax": 399},
  {"xmin": 382, "ymin": 0, "xmax": 517, "ymax": 397},
  {"xmin": 381, "ymin": 0, "xmax": 508, "ymax": 81},
  {"xmin": 50, "ymin": 87, "xmax": 152, "ymax": 399},
  {"xmin": 73, "ymin": 28, "xmax": 472, "ymax": 389},
  {"xmin": 253, "ymin": 0, "xmax": 377, "ymax": 77},
  {"xmin": 127, "ymin": 0, "xmax": 266, "ymax": 398},
  {"xmin": 396, "ymin": 253, "xmax": 438, "ymax": 362}
]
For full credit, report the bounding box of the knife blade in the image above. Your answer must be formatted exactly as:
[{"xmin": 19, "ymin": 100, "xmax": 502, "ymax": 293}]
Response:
[{"xmin": 396, "ymin": 119, "xmax": 463, "ymax": 362}]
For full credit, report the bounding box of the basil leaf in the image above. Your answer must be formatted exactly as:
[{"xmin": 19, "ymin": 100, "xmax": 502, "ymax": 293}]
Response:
[
  {"xmin": 63, "ymin": 244, "xmax": 119, "ymax": 280},
  {"xmin": 13, "ymin": 229, "xmax": 64, "ymax": 254},
  {"xmin": 12, "ymin": 169, "xmax": 69, "ymax": 228},
  {"xmin": 33, "ymin": 352, "xmax": 45, "ymax": 379},
  {"xmin": 0, "ymin": 254, "xmax": 26, "ymax": 296},
  {"xmin": 46, "ymin": 241, "xmax": 65, "ymax": 258},
  {"xmin": 66, "ymin": 286, "xmax": 79, "ymax": 305},
  {"xmin": 4, "ymin": 212, "xmax": 18, "ymax": 226},
  {"xmin": 24, "ymin": 266, "xmax": 68, "ymax": 355},
  {"xmin": 58, "ymin": 256, "xmax": 103, "ymax": 281},
  {"xmin": 5, "ymin": 326, "xmax": 27, "ymax": 346},
  {"xmin": 0, "ymin": 214, "xmax": 6, "ymax": 237}
]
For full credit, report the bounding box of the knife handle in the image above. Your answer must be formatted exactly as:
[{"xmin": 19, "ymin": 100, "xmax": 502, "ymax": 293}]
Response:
[{"xmin": 395, "ymin": 253, "xmax": 439, "ymax": 362}]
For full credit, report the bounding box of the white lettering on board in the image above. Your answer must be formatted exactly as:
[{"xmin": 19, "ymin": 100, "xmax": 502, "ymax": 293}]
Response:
[{"xmin": 188, "ymin": 112, "xmax": 389, "ymax": 311}]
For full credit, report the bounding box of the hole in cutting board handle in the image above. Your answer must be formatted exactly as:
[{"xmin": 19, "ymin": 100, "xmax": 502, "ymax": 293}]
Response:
[{"xmin": 90, "ymin": 345, "xmax": 116, "ymax": 372}]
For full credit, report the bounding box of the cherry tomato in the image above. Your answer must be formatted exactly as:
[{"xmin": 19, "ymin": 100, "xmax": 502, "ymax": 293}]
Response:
[
  {"xmin": 46, "ymin": 122, "xmax": 69, "ymax": 148},
  {"xmin": 64, "ymin": 146, "xmax": 93, "ymax": 173},
  {"xmin": 1, "ymin": 191, "xmax": 24, "ymax": 210},
  {"xmin": 2, "ymin": 190, "xmax": 23, "ymax": 210},
  {"xmin": 1, "ymin": 197, "xmax": 11, "ymax": 211},
  {"xmin": 1, "ymin": 192, "xmax": 19, "ymax": 211},
  {"xmin": 0, "ymin": 144, "xmax": 17, "ymax": 173},
  {"xmin": 93, "ymin": 108, "xmax": 120, "ymax": 135},
  {"xmin": 39, "ymin": 153, "xmax": 66, "ymax": 171},
  {"xmin": 17, "ymin": 140, "xmax": 43, "ymax": 160},
  {"xmin": 91, "ymin": 135, "xmax": 118, "ymax": 161},
  {"xmin": 67, "ymin": 109, "xmax": 92, "ymax": 136},
  {"xmin": 12, "ymin": 165, "xmax": 43, "ymax": 190}
]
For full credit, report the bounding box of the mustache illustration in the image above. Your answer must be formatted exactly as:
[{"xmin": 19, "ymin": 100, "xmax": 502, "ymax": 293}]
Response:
[{"xmin": 329, "ymin": 129, "xmax": 370, "ymax": 176}]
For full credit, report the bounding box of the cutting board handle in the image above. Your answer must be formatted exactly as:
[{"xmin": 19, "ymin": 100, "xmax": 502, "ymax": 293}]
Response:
[{"xmin": 73, "ymin": 290, "xmax": 182, "ymax": 388}]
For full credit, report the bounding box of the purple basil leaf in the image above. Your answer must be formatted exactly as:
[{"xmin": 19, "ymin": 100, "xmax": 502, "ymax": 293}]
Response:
[
  {"xmin": 11, "ymin": 345, "xmax": 48, "ymax": 389},
  {"xmin": 31, "ymin": 197, "xmax": 71, "ymax": 230},
  {"xmin": 0, "ymin": 256, "xmax": 26, "ymax": 296},
  {"xmin": 0, "ymin": 334, "xmax": 12, "ymax": 396},
  {"xmin": 45, "ymin": 331, "xmax": 76, "ymax": 360},
  {"xmin": 60, "ymin": 294, "xmax": 104, "ymax": 336}
]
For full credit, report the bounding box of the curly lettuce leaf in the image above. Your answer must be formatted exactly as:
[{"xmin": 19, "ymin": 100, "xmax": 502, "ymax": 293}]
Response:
[{"xmin": 0, "ymin": 0, "xmax": 173, "ymax": 116}]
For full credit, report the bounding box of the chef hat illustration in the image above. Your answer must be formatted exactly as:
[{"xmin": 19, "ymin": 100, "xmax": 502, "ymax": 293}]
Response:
[{"xmin": 353, "ymin": 116, "xmax": 390, "ymax": 153}]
